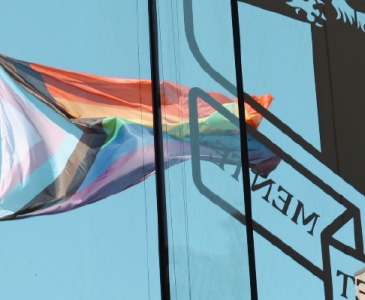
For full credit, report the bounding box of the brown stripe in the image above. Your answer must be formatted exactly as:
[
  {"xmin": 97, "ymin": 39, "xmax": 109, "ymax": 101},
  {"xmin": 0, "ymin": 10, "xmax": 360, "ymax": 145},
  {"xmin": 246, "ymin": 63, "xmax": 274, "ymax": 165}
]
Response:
[{"xmin": 12, "ymin": 127, "xmax": 107, "ymax": 217}]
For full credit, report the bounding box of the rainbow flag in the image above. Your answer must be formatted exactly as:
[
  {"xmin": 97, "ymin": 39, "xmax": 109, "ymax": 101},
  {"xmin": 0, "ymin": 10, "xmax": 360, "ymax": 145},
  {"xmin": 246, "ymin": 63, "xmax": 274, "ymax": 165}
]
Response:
[{"xmin": 0, "ymin": 54, "xmax": 276, "ymax": 219}]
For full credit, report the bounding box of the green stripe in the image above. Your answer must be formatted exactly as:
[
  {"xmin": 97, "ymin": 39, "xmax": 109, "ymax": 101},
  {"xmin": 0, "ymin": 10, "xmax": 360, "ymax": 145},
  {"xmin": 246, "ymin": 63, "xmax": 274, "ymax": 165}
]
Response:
[{"xmin": 102, "ymin": 117, "xmax": 134, "ymax": 148}]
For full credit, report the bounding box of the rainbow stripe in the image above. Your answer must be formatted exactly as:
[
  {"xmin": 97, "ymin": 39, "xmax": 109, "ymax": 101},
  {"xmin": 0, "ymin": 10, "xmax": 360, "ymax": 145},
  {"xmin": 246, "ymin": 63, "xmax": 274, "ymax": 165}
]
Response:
[{"xmin": 0, "ymin": 54, "xmax": 275, "ymax": 219}]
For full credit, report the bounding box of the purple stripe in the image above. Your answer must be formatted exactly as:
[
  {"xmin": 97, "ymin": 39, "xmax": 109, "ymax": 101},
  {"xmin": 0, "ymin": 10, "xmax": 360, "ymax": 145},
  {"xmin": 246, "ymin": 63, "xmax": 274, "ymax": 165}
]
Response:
[{"xmin": 24, "ymin": 137, "xmax": 276, "ymax": 217}]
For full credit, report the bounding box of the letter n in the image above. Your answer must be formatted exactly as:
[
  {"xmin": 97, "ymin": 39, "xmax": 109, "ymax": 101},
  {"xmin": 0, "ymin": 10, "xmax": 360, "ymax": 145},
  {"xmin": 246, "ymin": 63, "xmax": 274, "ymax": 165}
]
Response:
[{"xmin": 251, "ymin": 173, "xmax": 275, "ymax": 202}]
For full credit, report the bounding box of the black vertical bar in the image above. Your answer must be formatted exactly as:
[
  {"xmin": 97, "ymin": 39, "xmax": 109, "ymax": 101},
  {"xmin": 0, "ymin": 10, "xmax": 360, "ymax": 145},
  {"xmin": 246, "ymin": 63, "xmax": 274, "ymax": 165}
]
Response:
[
  {"xmin": 148, "ymin": 0, "xmax": 171, "ymax": 299},
  {"xmin": 230, "ymin": 1, "xmax": 259, "ymax": 299}
]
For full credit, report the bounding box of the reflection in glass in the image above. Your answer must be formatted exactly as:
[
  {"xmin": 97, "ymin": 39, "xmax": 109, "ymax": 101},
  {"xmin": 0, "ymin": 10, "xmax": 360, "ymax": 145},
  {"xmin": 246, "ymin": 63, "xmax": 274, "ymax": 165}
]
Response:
[{"xmin": 239, "ymin": 2, "xmax": 365, "ymax": 300}]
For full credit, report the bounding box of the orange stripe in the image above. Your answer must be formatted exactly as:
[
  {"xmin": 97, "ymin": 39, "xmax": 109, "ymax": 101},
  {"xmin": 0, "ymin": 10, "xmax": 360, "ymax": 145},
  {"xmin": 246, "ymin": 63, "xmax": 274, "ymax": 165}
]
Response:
[{"xmin": 30, "ymin": 63, "xmax": 273, "ymax": 128}]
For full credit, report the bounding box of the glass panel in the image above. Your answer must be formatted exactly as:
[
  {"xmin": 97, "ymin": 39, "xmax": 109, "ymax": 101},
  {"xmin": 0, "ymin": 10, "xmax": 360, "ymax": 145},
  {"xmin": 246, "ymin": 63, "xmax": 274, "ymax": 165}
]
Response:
[
  {"xmin": 0, "ymin": 1, "xmax": 160, "ymax": 299},
  {"xmin": 239, "ymin": 2, "xmax": 365, "ymax": 299},
  {"xmin": 156, "ymin": 0, "xmax": 253, "ymax": 299}
]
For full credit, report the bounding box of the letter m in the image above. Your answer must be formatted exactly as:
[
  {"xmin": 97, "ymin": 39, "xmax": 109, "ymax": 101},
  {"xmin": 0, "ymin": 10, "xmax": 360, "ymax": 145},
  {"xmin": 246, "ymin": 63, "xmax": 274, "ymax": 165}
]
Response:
[{"xmin": 291, "ymin": 200, "xmax": 320, "ymax": 236}]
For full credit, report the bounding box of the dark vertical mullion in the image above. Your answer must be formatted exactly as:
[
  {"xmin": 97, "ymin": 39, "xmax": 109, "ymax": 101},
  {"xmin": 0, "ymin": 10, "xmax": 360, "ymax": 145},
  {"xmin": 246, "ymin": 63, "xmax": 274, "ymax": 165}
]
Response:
[
  {"xmin": 230, "ymin": 1, "xmax": 259, "ymax": 299},
  {"xmin": 148, "ymin": 0, "xmax": 171, "ymax": 299}
]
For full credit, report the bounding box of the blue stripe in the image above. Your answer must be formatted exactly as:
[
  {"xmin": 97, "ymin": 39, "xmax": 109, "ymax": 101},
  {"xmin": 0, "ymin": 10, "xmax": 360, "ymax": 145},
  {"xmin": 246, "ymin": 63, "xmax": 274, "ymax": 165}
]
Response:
[{"xmin": 77, "ymin": 123, "xmax": 155, "ymax": 191}]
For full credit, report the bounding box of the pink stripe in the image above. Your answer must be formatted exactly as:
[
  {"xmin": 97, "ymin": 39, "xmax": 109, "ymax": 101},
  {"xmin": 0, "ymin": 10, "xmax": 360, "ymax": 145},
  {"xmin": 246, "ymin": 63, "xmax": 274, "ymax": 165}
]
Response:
[{"xmin": 0, "ymin": 77, "xmax": 65, "ymax": 197}]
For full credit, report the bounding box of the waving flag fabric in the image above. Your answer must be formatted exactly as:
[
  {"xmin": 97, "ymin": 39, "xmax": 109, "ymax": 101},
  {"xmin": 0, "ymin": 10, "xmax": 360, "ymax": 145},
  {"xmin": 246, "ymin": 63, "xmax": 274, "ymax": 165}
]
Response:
[{"xmin": 0, "ymin": 54, "xmax": 276, "ymax": 220}]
